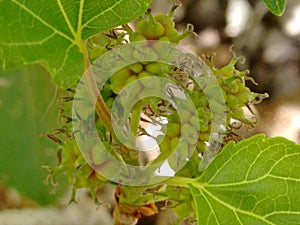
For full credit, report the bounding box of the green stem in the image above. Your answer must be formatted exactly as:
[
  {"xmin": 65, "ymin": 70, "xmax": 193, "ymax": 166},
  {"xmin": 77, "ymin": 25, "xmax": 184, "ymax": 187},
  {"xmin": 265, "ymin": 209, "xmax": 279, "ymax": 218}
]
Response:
[
  {"xmin": 164, "ymin": 176, "xmax": 194, "ymax": 188},
  {"xmin": 130, "ymin": 102, "xmax": 143, "ymax": 136},
  {"xmin": 82, "ymin": 45, "xmax": 116, "ymax": 138}
]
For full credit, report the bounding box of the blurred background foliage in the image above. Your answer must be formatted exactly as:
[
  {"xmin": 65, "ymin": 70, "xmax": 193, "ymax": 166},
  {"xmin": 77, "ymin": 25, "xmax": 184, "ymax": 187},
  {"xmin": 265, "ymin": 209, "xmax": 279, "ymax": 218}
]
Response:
[
  {"xmin": 0, "ymin": 65, "xmax": 66, "ymax": 206},
  {"xmin": 0, "ymin": 0, "xmax": 299, "ymax": 224}
]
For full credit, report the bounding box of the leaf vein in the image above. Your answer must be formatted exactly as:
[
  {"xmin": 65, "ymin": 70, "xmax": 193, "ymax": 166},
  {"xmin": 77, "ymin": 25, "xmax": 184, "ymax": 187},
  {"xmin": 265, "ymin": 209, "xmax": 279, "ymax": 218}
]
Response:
[
  {"xmin": 56, "ymin": 0, "xmax": 77, "ymax": 37},
  {"xmin": 1, "ymin": 32, "xmax": 56, "ymax": 46},
  {"xmin": 201, "ymin": 187, "xmax": 275, "ymax": 225},
  {"xmin": 81, "ymin": 0, "xmax": 139, "ymax": 29},
  {"xmin": 11, "ymin": 0, "xmax": 74, "ymax": 43}
]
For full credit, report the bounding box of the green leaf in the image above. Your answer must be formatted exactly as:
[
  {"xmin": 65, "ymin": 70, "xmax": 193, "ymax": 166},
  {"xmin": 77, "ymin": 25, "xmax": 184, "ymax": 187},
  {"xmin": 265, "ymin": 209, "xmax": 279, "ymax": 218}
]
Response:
[
  {"xmin": 0, "ymin": 65, "xmax": 67, "ymax": 204},
  {"xmin": 188, "ymin": 134, "xmax": 300, "ymax": 225},
  {"xmin": 262, "ymin": 0, "xmax": 286, "ymax": 16},
  {"xmin": 0, "ymin": 0, "xmax": 152, "ymax": 88}
]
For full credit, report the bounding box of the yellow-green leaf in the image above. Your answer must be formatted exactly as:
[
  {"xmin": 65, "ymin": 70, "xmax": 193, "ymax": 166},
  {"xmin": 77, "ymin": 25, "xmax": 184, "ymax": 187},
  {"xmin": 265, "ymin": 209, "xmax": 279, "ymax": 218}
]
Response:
[{"xmin": 188, "ymin": 134, "xmax": 300, "ymax": 225}]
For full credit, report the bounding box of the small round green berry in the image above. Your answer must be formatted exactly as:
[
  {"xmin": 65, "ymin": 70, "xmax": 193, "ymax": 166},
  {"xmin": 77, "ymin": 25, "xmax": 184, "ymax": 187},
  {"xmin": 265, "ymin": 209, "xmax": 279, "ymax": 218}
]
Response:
[
  {"xmin": 138, "ymin": 71, "xmax": 155, "ymax": 79},
  {"xmin": 129, "ymin": 33, "xmax": 146, "ymax": 42},
  {"xmin": 136, "ymin": 19, "xmax": 165, "ymax": 40},
  {"xmin": 125, "ymin": 75, "xmax": 138, "ymax": 86},
  {"xmin": 230, "ymin": 107, "xmax": 245, "ymax": 119},
  {"xmin": 105, "ymin": 97, "xmax": 114, "ymax": 110},
  {"xmin": 235, "ymin": 86, "xmax": 252, "ymax": 103},
  {"xmin": 110, "ymin": 68, "xmax": 132, "ymax": 84},
  {"xmin": 110, "ymin": 79, "xmax": 125, "ymax": 94},
  {"xmin": 154, "ymin": 14, "xmax": 175, "ymax": 33},
  {"xmin": 129, "ymin": 63, "xmax": 144, "ymax": 74},
  {"xmin": 145, "ymin": 62, "xmax": 170, "ymax": 75},
  {"xmin": 226, "ymin": 93, "xmax": 240, "ymax": 109}
]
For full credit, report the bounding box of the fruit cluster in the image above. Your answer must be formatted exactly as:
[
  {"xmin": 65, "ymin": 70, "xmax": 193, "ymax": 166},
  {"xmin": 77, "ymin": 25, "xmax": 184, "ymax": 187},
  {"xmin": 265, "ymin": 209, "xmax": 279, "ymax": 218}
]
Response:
[
  {"xmin": 128, "ymin": 8, "xmax": 191, "ymax": 43},
  {"xmin": 50, "ymin": 8, "xmax": 266, "ymax": 223}
]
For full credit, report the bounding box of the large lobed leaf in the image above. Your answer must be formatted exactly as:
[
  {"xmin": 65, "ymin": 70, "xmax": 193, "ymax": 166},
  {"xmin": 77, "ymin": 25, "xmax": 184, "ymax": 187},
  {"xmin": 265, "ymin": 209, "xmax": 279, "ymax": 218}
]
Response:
[
  {"xmin": 261, "ymin": 0, "xmax": 286, "ymax": 16},
  {"xmin": 0, "ymin": 0, "xmax": 152, "ymax": 88},
  {"xmin": 188, "ymin": 134, "xmax": 300, "ymax": 225}
]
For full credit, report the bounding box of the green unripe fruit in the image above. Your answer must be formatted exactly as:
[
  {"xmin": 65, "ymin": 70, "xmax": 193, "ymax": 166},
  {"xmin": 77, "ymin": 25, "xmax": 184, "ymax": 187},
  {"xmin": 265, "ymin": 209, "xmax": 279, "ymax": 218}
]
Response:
[
  {"xmin": 227, "ymin": 79, "xmax": 241, "ymax": 94},
  {"xmin": 167, "ymin": 122, "xmax": 181, "ymax": 138},
  {"xmin": 192, "ymin": 91, "xmax": 209, "ymax": 107},
  {"xmin": 159, "ymin": 36, "xmax": 170, "ymax": 42},
  {"xmin": 154, "ymin": 14, "xmax": 175, "ymax": 32},
  {"xmin": 226, "ymin": 93, "xmax": 240, "ymax": 109},
  {"xmin": 145, "ymin": 62, "xmax": 170, "ymax": 75},
  {"xmin": 165, "ymin": 28, "xmax": 181, "ymax": 43},
  {"xmin": 129, "ymin": 63, "xmax": 144, "ymax": 74},
  {"xmin": 214, "ymin": 61, "xmax": 235, "ymax": 78},
  {"xmin": 110, "ymin": 68, "xmax": 132, "ymax": 84},
  {"xmin": 110, "ymin": 79, "xmax": 125, "ymax": 94},
  {"xmin": 196, "ymin": 106, "xmax": 205, "ymax": 117},
  {"xmin": 197, "ymin": 107, "xmax": 211, "ymax": 121},
  {"xmin": 199, "ymin": 119, "xmax": 209, "ymax": 132},
  {"xmin": 101, "ymin": 86, "xmax": 113, "ymax": 101},
  {"xmin": 235, "ymin": 86, "xmax": 252, "ymax": 103},
  {"xmin": 230, "ymin": 107, "xmax": 245, "ymax": 119},
  {"xmin": 125, "ymin": 75, "xmax": 138, "ymax": 85},
  {"xmin": 136, "ymin": 19, "xmax": 165, "ymax": 40},
  {"xmin": 138, "ymin": 71, "xmax": 155, "ymax": 79},
  {"xmin": 168, "ymin": 111, "xmax": 180, "ymax": 122},
  {"xmin": 105, "ymin": 97, "xmax": 114, "ymax": 110},
  {"xmin": 76, "ymin": 164, "xmax": 93, "ymax": 184},
  {"xmin": 129, "ymin": 33, "xmax": 146, "ymax": 42}
]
